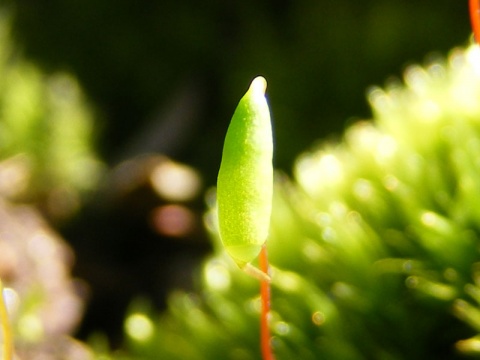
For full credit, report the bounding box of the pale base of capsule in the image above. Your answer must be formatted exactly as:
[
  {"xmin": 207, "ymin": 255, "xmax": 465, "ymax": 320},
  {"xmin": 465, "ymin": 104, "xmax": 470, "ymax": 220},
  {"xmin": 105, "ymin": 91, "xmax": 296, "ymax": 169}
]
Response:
[{"xmin": 241, "ymin": 263, "xmax": 271, "ymax": 282}]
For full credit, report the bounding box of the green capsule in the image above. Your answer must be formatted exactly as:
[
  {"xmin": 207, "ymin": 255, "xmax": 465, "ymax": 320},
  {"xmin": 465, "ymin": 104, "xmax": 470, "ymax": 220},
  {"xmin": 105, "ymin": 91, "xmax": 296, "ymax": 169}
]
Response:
[{"xmin": 217, "ymin": 76, "xmax": 273, "ymax": 274}]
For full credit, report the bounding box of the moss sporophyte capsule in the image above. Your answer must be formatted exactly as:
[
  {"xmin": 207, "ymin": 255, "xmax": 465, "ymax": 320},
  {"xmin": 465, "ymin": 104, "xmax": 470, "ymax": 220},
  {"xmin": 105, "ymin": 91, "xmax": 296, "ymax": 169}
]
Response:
[{"xmin": 217, "ymin": 76, "xmax": 273, "ymax": 281}]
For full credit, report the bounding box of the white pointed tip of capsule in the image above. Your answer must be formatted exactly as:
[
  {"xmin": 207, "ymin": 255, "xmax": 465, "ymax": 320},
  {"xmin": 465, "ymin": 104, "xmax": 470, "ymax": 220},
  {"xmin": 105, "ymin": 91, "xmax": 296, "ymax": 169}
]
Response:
[{"xmin": 250, "ymin": 76, "xmax": 267, "ymax": 96}]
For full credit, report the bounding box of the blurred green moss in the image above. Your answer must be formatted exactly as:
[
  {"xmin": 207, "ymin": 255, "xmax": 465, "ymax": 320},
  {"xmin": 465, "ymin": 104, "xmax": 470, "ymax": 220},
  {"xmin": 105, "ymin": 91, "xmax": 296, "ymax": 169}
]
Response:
[
  {"xmin": 2, "ymin": 3, "xmax": 480, "ymax": 358},
  {"xmin": 119, "ymin": 44, "xmax": 480, "ymax": 359},
  {"xmin": 0, "ymin": 12, "xmax": 103, "ymax": 221},
  {"xmin": 0, "ymin": 12, "xmax": 105, "ymax": 359}
]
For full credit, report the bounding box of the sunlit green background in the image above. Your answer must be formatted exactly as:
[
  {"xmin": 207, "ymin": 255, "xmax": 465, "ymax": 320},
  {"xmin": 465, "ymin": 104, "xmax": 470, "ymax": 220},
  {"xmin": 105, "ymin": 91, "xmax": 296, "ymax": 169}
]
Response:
[{"xmin": 0, "ymin": 0, "xmax": 473, "ymax": 351}]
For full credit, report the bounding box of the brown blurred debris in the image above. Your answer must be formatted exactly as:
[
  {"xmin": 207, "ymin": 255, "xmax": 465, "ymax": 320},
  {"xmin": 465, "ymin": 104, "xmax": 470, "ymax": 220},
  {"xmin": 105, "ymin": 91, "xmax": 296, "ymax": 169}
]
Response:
[{"xmin": 0, "ymin": 198, "xmax": 92, "ymax": 359}]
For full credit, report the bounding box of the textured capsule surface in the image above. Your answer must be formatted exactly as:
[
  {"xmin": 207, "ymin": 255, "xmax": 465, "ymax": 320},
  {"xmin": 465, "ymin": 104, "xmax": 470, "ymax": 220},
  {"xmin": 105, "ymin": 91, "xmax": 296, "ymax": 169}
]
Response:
[{"xmin": 217, "ymin": 76, "xmax": 273, "ymax": 268}]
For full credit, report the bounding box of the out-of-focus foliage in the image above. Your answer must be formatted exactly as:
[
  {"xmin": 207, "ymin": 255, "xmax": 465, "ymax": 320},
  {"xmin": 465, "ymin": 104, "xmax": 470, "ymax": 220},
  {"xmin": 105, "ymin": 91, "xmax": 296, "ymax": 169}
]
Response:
[
  {"xmin": 3, "ymin": 1, "xmax": 470, "ymax": 177},
  {"xmin": 119, "ymin": 44, "xmax": 480, "ymax": 359},
  {"xmin": 2, "ymin": 0, "xmax": 473, "ymax": 344},
  {"xmin": 1, "ymin": 1, "xmax": 479, "ymax": 358},
  {"xmin": 0, "ymin": 12, "xmax": 103, "ymax": 221},
  {"xmin": 0, "ymin": 200, "xmax": 92, "ymax": 359},
  {"xmin": 0, "ymin": 12, "xmax": 102, "ymax": 359}
]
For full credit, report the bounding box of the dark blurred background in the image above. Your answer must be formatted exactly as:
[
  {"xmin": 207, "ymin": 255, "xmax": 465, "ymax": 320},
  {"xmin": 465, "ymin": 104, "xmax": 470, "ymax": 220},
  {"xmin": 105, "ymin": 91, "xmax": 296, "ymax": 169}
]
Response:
[{"xmin": 1, "ymin": 0, "xmax": 472, "ymax": 346}]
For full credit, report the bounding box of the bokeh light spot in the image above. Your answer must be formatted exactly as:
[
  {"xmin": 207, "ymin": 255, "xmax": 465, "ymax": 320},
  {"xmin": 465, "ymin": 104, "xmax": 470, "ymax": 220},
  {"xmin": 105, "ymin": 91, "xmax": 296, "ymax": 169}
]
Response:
[
  {"xmin": 125, "ymin": 313, "xmax": 154, "ymax": 342},
  {"xmin": 312, "ymin": 311, "xmax": 325, "ymax": 326}
]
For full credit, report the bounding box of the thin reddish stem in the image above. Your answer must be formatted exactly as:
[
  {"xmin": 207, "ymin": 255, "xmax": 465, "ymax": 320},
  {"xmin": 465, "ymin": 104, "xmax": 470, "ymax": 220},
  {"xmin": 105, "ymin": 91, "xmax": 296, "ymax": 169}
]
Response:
[
  {"xmin": 470, "ymin": 0, "xmax": 480, "ymax": 43},
  {"xmin": 259, "ymin": 244, "xmax": 275, "ymax": 360}
]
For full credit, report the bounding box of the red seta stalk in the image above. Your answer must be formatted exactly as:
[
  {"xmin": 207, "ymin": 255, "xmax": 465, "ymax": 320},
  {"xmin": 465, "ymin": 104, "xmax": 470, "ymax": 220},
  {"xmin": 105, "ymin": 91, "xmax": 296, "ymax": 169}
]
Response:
[
  {"xmin": 470, "ymin": 0, "xmax": 480, "ymax": 43},
  {"xmin": 259, "ymin": 244, "xmax": 275, "ymax": 360}
]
